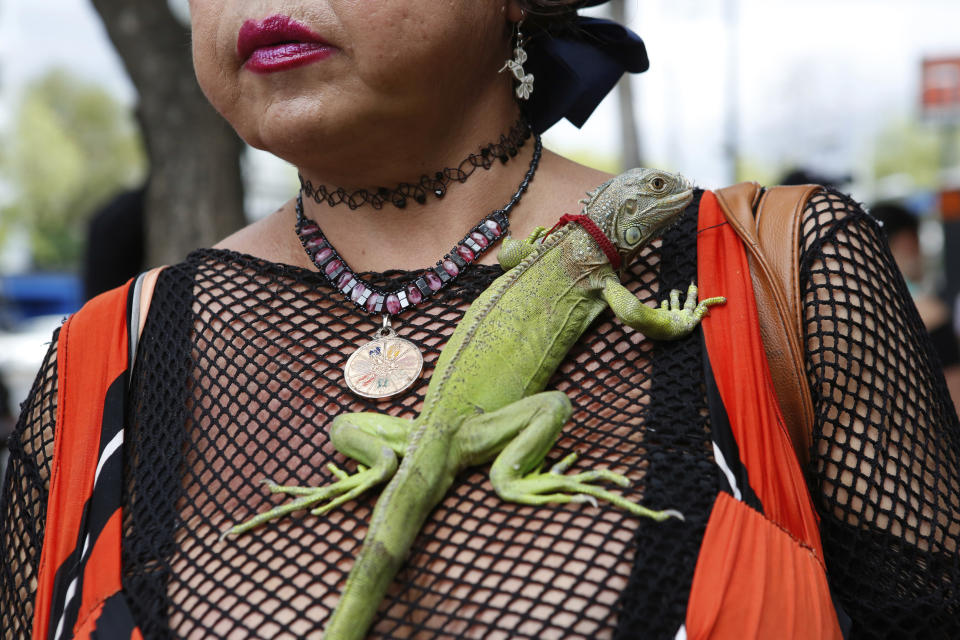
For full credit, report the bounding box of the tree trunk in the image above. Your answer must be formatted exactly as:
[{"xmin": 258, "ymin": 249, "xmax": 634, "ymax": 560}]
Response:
[
  {"xmin": 610, "ymin": 0, "xmax": 643, "ymax": 170},
  {"xmin": 89, "ymin": 0, "xmax": 246, "ymax": 266}
]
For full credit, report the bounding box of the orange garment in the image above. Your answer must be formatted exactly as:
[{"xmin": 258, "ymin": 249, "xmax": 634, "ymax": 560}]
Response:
[
  {"xmin": 32, "ymin": 280, "xmax": 142, "ymax": 640},
  {"xmin": 685, "ymin": 191, "xmax": 841, "ymax": 639}
]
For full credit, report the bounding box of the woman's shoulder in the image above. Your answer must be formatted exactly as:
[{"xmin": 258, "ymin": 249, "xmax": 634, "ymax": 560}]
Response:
[
  {"xmin": 212, "ymin": 198, "xmax": 316, "ymax": 270},
  {"xmin": 509, "ymin": 149, "xmax": 615, "ymax": 232}
]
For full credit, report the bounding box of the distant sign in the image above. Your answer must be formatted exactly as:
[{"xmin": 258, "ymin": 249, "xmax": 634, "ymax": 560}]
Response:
[
  {"xmin": 922, "ymin": 57, "xmax": 960, "ymax": 122},
  {"xmin": 941, "ymin": 189, "xmax": 960, "ymax": 222}
]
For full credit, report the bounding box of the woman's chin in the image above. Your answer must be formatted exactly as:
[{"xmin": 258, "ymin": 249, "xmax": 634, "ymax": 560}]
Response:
[{"xmin": 234, "ymin": 97, "xmax": 345, "ymax": 156}]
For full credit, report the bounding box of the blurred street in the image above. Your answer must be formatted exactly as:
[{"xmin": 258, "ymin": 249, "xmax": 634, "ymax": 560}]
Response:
[{"xmin": 2, "ymin": 0, "xmax": 960, "ymax": 446}]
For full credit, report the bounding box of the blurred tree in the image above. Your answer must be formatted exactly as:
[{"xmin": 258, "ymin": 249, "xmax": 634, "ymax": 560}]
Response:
[
  {"xmin": 734, "ymin": 156, "xmax": 781, "ymax": 187},
  {"xmin": 873, "ymin": 120, "xmax": 954, "ymax": 190},
  {"xmin": 89, "ymin": 0, "xmax": 246, "ymax": 266},
  {"xmin": 0, "ymin": 70, "xmax": 145, "ymax": 270}
]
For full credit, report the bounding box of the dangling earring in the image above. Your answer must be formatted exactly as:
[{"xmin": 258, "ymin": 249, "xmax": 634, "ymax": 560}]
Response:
[{"xmin": 499, "ymin": 20, "xmax": 534, "ymax": 100}]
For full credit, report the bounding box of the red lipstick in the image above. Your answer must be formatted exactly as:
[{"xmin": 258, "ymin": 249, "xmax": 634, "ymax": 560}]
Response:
[{"xmin": 237, "ymin": 15, "xmax": 335, "ymax": 73}]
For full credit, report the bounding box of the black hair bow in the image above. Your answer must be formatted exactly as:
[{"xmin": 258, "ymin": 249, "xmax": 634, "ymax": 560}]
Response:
[{"xmin": 522, "ymin": 16, "xmax": 649, "ymax": 134}]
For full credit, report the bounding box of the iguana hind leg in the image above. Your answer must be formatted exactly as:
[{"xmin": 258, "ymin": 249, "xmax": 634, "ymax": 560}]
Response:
[
  {"xmin": 456, "ymin": 391, "xmax": 682, "ymax": 522},
  {"xmin": 223, "ymin": 413, "xmax": 412, "ymax": 537}
]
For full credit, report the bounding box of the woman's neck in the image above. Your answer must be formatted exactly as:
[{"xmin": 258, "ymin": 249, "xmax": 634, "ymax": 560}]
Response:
[
  {"xmin": 293, "ymin": 112, "xmax": 537, "ymax": 272},
  {"xmin": 215, "ymin": 109, "xmax": 614, "ymax": 275}
]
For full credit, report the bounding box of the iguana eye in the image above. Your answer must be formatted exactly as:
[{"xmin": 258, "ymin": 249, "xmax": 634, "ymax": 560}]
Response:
[
  {"xmin": 625, "ymin": 227, "xmax": 642, "ymax": 244},
  {"xmin": 650, "ymin": 176, "xmax": 667, "ymax": 191}
]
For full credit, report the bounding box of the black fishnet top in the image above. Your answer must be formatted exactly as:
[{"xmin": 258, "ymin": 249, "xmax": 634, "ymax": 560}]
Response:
[{"xmin": 3, "ymin": 191, "xmax": 959, "ymax": 639}]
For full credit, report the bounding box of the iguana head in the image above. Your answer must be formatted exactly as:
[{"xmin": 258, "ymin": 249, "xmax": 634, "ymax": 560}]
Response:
[{"xmin": 584, "ymin": 168, "xmax": 694, "ymax": 263}]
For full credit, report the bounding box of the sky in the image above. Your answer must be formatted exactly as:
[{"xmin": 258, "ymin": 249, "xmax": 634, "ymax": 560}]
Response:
[{"xmin": 1, "ymin": 0, "xmax": 959, "ymax": 206}]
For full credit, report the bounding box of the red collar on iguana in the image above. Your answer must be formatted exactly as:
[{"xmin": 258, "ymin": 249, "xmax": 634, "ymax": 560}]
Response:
[{"xmin": 547, "ymin": 214, "xmax": 622, "ymax": 270}]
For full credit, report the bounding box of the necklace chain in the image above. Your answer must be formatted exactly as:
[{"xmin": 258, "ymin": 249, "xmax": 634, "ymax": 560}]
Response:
[
  {"xmin": 298, "ymin": 118, "xmax": 532, "ymax": 210},
  {"xmin": 295, "ymin": 134, "xmax": 542, "ymax": 316}
]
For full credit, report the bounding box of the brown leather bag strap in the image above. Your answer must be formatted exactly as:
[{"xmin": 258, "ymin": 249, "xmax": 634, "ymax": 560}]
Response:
[
  {"xmin": 713, "ymin": 182, "xmax": 821, "ymax": 466},
  {"xmin": 129, "ymin": 266, "xmax": 166, "ymax": 373}
]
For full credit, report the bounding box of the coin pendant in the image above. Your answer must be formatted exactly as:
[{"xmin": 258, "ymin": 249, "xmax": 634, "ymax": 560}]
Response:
[{"xmin": 343, "ymin": 333, "xmax": 423, "ymax": 399}]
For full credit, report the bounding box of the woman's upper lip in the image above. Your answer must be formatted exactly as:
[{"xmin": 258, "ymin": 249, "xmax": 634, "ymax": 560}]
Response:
[{"xmin": 237, "ymin": 15, "xmax": 330, "ymax": 61}]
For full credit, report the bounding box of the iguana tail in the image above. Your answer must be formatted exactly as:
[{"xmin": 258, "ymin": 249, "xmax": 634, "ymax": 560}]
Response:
[{"xmin": 324, "ymin": 436, "xmax": 454, "ymax": 639}]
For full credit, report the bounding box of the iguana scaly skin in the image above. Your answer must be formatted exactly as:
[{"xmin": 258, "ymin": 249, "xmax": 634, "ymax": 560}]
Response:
[{"xmin": 225, "ymin": 168, "xmax": 724, "ymax": 639}]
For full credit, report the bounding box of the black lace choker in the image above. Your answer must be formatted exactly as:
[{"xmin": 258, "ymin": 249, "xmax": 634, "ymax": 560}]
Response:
[{"xmin": 298, "ymin": 119, "xmax": 532, "ymax": 210}]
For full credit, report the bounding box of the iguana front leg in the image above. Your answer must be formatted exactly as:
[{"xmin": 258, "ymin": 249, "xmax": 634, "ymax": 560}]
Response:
[
  {"xmin": 603, "ymin": 280, "xmax": 725, "ymax": 340},
  {"xmin": 223, "ymin": 412, "xmax": 412, "ymax": 536},
  {"xmin": 498, "ymin": 226, "xmax": 548, "ymax": 270},
  {"xmin": 455, "ymin": 391, "xmax": 682, "ymax": 521}
]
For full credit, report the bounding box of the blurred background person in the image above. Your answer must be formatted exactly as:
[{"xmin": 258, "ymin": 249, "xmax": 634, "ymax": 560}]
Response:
[
  {"xmin": 872, "ymin": 201, "xmax": 960, "ymax": 413},
  {"xmin": 82, "ymin": 184, "xmax": 145, "ymax": 301}
]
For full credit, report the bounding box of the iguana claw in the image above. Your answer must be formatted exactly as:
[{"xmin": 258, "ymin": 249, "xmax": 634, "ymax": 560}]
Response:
[
  {"xmin": 661, "ymin": 283, "xmax": 726, "ymax": 328},
  {"xmin": 571, "ymin": 494, "xmax": 600, "ymax": 508},
  {"xmin": 222, "ymin": 462, "xmax": 392, "ymax": 538},
  {"xmin": 498, "ymin": 456, "xmax": 683, "ymax": 522},
  {"xmin": 549, "ymin": 452, "xmax": 630, "ymax": 487}
]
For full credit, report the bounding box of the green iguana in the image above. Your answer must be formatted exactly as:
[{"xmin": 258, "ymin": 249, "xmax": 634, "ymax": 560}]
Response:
[{"xmin": 224, "ymin": 168, "xmax": 724, "ymax": 639}]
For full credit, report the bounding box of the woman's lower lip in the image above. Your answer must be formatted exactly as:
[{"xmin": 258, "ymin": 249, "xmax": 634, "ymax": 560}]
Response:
[{"xmin": 244, "ymin": 42, "xmax": 335, "ymax": 73}]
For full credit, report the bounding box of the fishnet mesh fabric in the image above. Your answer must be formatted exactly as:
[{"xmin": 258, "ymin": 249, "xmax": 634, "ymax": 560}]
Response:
[
  {"xmin": 801, "ymin": 190, "xmax": 960, "ymax": 638},
  {"xmin": 117, "ymin": 207, "xmax": 702, "ymax": 640},
  {"xmin": 0, "ymin": 333, "xmax": 58, "ymax": 638},
  {"xmin": 4, "ymin": 192, "xmax": 959, "ymax": 638}
]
